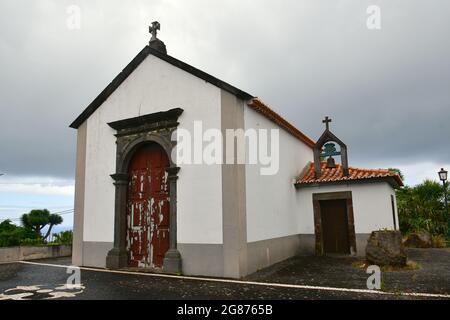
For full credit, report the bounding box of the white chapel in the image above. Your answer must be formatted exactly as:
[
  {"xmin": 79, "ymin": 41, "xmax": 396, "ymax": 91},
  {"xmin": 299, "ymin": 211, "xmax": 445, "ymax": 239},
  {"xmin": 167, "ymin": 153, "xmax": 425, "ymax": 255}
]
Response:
[{"xmin": 70, "ymin": 23, "xmax": 403, "ymax": 278}]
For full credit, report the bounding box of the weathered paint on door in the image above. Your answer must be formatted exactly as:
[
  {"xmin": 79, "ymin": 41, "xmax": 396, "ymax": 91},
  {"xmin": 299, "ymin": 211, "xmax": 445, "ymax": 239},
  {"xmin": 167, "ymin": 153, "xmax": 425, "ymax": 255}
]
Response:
[
  {"xmin": 320, "ymin": 199, "xmax": 350, "ymax": 254},
  {"xmin": 126, "ymin": 143, "xmax": 170, "ymax": 268}
]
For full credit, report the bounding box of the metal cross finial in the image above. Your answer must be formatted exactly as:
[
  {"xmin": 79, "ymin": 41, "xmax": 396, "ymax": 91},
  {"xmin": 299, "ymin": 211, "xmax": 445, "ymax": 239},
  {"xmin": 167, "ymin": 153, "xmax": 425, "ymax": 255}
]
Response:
[
  {"xmin": 149, "ymin": 21, "xmax": 161, "ymax": 41},
  {"xmin": 322, "ymin": 116, "xmax": 332, "ymax": 131}
]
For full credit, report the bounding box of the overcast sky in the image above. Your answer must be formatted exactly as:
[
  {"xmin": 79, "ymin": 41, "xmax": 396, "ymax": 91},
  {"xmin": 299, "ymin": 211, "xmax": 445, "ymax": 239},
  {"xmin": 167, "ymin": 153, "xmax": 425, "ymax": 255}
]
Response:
[{"xmin": 1, "ymin": 0, "xmax": 449, "ymax": 224}]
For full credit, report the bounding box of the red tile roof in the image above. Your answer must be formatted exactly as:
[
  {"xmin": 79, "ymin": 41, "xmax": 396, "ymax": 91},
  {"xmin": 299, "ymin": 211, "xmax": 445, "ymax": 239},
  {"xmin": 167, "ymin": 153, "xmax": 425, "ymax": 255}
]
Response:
[
  {"xmin": 296, "ymin": 162, "xmax": 403, "ymax": 187},
  {"xmin": 247, "ymin": 98, "xmax": 316, "ymax": 148}
]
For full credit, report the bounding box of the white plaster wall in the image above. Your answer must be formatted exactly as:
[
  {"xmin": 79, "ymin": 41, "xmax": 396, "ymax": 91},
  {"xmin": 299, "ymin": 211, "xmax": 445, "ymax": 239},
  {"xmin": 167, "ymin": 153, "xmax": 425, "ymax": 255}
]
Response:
[
  {"xmin": 83, "ymin": 54, "xmax": 223, "ymax": 244},
  {"xmin": 244, "ymin": 107, "xmax": 314, "ymax": 242},
  {"xmin": 297, "ymin": 182, "xmax": 398, "ymax": 234}
]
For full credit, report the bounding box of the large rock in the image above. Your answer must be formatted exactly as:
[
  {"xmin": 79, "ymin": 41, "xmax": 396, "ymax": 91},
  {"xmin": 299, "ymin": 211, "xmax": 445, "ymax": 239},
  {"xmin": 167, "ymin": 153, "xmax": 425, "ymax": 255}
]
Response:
[
  {"xmin": 404, "ymin": 230, "xmax": 432, "ymax": 248},
  {"xmin": 366, "ymin": 230, "xmax": 407, "ymax": 267}
]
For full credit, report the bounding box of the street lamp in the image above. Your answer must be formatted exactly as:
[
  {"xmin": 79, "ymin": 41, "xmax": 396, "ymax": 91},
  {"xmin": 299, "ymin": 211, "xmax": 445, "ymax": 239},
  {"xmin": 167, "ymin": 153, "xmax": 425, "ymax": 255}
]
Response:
[
  {"xmin": 438, "ymin": 168, "xmax": 449, "ymax": 238},
  {"xmin": 439, "ymin": 168, "xmax": 448, "ymax": 182}
]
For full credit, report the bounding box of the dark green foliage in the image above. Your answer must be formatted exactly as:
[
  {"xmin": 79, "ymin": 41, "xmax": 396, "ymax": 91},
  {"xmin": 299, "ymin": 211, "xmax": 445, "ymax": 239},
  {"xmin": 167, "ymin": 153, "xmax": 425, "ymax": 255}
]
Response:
[
  {"xmin": 52, "ymin": 231, "xmax": 73, "ymax": 245},
  {"xmin": 1, "ymin": 209, "xmax": 65, "ymax": 247},
  {"xmin": 396, "ymin": 180, "xmax": 448, "ymax": 237},
  {"xmin": 0, "ymin": 220, "xmax": 18, "ymax": 233},
  {"xmin": 20, "ymin": 238, "xmax": 45, "ymax": 247},
  {"xmin": 21, "ymin": 209, "xmax": 63, "ymax": 240},
  {"xmin": 0, "ymin": 220, "xmax": 37, "ymax": 247},
  {"xmin": 388, "ymin": 168, "xmax": 405, "ymax": 181}
]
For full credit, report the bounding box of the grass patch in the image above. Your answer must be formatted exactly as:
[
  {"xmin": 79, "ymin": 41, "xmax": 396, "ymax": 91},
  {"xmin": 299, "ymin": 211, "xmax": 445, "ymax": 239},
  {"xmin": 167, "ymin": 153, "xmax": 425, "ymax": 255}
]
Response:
[
  {"xmin": 431, "ymin": 235, "xmax": 448, "ymax": 248},
  {"xmin": 352, "ymin": 260, "xmax": 420, "ymax": 272}
]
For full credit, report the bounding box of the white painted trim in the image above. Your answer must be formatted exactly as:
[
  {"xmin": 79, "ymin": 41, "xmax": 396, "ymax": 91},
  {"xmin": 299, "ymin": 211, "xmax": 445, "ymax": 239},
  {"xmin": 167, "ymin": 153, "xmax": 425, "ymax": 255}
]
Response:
[{"xmin": 18, "ymin": 261, "xmax": 450, "ymax": 299}]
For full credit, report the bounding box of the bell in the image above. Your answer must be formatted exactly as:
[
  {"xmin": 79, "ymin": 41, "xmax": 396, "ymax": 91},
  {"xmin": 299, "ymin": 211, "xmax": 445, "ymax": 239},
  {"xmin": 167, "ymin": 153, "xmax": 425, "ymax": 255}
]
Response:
[{"xmin": 326, "ymin": 156, "xmax": 336, "ymax": 168}]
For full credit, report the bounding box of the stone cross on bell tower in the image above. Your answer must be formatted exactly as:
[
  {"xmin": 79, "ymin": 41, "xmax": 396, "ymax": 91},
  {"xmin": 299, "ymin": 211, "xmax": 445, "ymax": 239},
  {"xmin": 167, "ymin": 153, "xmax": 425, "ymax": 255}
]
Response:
[
  {"xmin": 322, "ymin": 116, "xmax": 332, "ymax": 131},
  {"xmin": 149, "ymin": 21, "xmax": 160, "ymax": 41},
  {"xmin": 148, "ymin": 21, "xmax": 167, "ymax": 54}
]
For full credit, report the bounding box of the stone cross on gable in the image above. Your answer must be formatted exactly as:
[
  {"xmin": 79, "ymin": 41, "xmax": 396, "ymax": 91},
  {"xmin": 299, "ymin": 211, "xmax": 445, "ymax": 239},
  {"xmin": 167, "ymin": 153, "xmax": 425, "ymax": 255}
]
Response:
[
  {"xmin": 149, "ymin": 21, "xmax": 161, "ymax": 41},
  {"xmin": 322, "ymin": 116, "xmax": 332, "ymax": 131}
]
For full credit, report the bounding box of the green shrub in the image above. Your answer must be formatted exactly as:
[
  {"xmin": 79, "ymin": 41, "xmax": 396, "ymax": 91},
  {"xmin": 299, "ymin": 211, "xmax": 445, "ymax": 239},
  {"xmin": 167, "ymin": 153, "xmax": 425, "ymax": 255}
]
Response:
[
  {"xmin": 52, "ymin": 231, "xmax": 73, "ymax": 246},
  {"xmin": 396, "ymin": 180, "xmax": 448, "ymax": 237},
  {"xmin": 20, "ymin": 238, "xmax": 45, "ymax": 247},
  {"xmin": 0, "ymin": 220, "xmax": 38, "ymax": 247},
  {"xmin": 0, "ymin": 228, "xmax": 26, "ymax": 247}
]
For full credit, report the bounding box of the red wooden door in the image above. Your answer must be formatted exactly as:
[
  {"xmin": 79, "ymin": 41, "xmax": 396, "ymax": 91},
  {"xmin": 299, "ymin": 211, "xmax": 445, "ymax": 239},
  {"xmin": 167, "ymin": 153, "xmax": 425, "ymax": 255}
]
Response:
[{"xmin": 126, "ymin": 143, "xmax": 170, "ymax": 268}]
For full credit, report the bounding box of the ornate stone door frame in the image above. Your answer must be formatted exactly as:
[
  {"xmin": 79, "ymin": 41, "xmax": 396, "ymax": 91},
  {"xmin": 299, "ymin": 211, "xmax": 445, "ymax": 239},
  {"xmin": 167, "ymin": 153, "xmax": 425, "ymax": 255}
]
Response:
[
  {"xmin": 312, "ymin": 191, "xmax": 357, "ymax": 256},
  {"xmin": 105, "ymin": 108, "xmax": 184, "ymax": 274}
]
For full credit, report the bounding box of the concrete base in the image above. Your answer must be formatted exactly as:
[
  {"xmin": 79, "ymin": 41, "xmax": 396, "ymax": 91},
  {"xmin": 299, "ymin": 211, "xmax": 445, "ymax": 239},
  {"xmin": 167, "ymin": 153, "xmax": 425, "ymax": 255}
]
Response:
[
  {"xmin": 163, "ymin": 249, "xmax": 182, "ymax": 274},
  {"xmin": 82, "ymin": 241, "xmax": 113, "ymax": 268},
  {"xmin": 245, "ymin": 233, "xmax": 369, "ymax": 276},
  {"xmin": 247, "ymin": 234, "xmax": 309, "ymax": 275},
  {"xmin": 355, "ymin": 233, "xmax": 371, "ymax": 257},
  {"xmin": 105, "ymin": 248, "xmax": 128, "ymax": 269},
  {"xmin": 0, "ymin": 245, "xmax": 72, "ymax": 263},
  {"xmin": 178, "ymin": 243, "xmax": 224, "ymax": 277},
  {"xmin": 70, "ymin": 234, "xmax": 371, "ymax": 278},
  {"xmin": 297, "ymin": 234, "xmax": 316, "ymax": 256}
]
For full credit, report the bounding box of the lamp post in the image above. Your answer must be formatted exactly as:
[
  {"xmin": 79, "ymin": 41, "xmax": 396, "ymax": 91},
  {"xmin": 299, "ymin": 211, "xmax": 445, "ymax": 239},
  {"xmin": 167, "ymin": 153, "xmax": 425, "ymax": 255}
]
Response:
[{"xmin": 438, "ymin": 168, "xmax": 449, "ymax": 238}]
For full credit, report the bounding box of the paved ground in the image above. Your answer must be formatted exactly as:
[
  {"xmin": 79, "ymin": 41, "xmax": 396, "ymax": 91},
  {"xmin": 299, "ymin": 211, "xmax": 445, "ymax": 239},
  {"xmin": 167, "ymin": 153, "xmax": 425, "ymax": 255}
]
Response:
[
  {"xmin": 246, "ymin": 248, "xmax": 450, "ymax": 295},
  {"xmin": 0, "ymin": 249, "xmax": 448, "ymax": 300}
]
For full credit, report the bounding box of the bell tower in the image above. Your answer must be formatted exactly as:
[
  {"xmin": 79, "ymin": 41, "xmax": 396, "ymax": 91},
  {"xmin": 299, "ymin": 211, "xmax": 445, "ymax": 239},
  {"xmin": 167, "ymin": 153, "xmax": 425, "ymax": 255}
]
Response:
[{"xmin": 313, "ymin": 117, "xmax": 349, "ymax": 178}]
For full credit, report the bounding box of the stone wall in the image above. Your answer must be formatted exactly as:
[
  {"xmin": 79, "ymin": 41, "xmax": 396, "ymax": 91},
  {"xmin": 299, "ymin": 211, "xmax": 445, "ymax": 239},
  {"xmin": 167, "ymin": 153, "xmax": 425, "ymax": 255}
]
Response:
[{"xmin": 0, "ymin": 245, "xmax": 72, "ymax": 263}]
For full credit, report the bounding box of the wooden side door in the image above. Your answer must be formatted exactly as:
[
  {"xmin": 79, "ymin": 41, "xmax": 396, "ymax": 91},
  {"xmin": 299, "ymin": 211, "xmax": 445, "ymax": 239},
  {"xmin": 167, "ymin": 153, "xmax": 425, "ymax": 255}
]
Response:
[{"xmin": 320, "ymin": 199, "xmax": 350, "ymax": 254}]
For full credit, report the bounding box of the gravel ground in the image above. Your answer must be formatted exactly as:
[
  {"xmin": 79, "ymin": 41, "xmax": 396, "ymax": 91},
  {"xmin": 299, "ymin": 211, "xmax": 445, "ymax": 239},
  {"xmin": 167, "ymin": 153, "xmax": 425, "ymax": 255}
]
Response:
[{"xmin": 0, "ymin": 249, "xmax": 448, "ymax": 300}]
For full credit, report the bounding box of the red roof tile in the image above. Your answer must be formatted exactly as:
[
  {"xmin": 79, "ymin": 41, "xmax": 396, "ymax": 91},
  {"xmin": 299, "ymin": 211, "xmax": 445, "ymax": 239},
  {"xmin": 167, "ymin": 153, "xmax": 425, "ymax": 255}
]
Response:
[
  {"xmin": 296, "ymin": 162, "xmax": 403, "ymax": 187},
  {"xmin": 247, "ymin": 99, "xmax": 316, "ymax": 148}
]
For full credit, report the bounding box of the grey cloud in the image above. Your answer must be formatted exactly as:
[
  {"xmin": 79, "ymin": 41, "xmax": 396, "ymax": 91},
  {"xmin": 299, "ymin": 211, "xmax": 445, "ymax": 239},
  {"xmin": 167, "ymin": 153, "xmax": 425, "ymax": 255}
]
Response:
[{"xmin": 0, "ymin": 0, "xmax": 449, "ymax": 179}]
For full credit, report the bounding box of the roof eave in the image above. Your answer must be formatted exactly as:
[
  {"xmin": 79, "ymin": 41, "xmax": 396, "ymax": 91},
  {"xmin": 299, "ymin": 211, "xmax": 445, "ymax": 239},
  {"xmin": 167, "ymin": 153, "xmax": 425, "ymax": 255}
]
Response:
[
  {"xmin": 295, "ymin": 176, "xmax": 403, "ymax": 189},
  {"xmin": 248, "ymin": 99, "xmax": 316, "ymax": 149}
]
